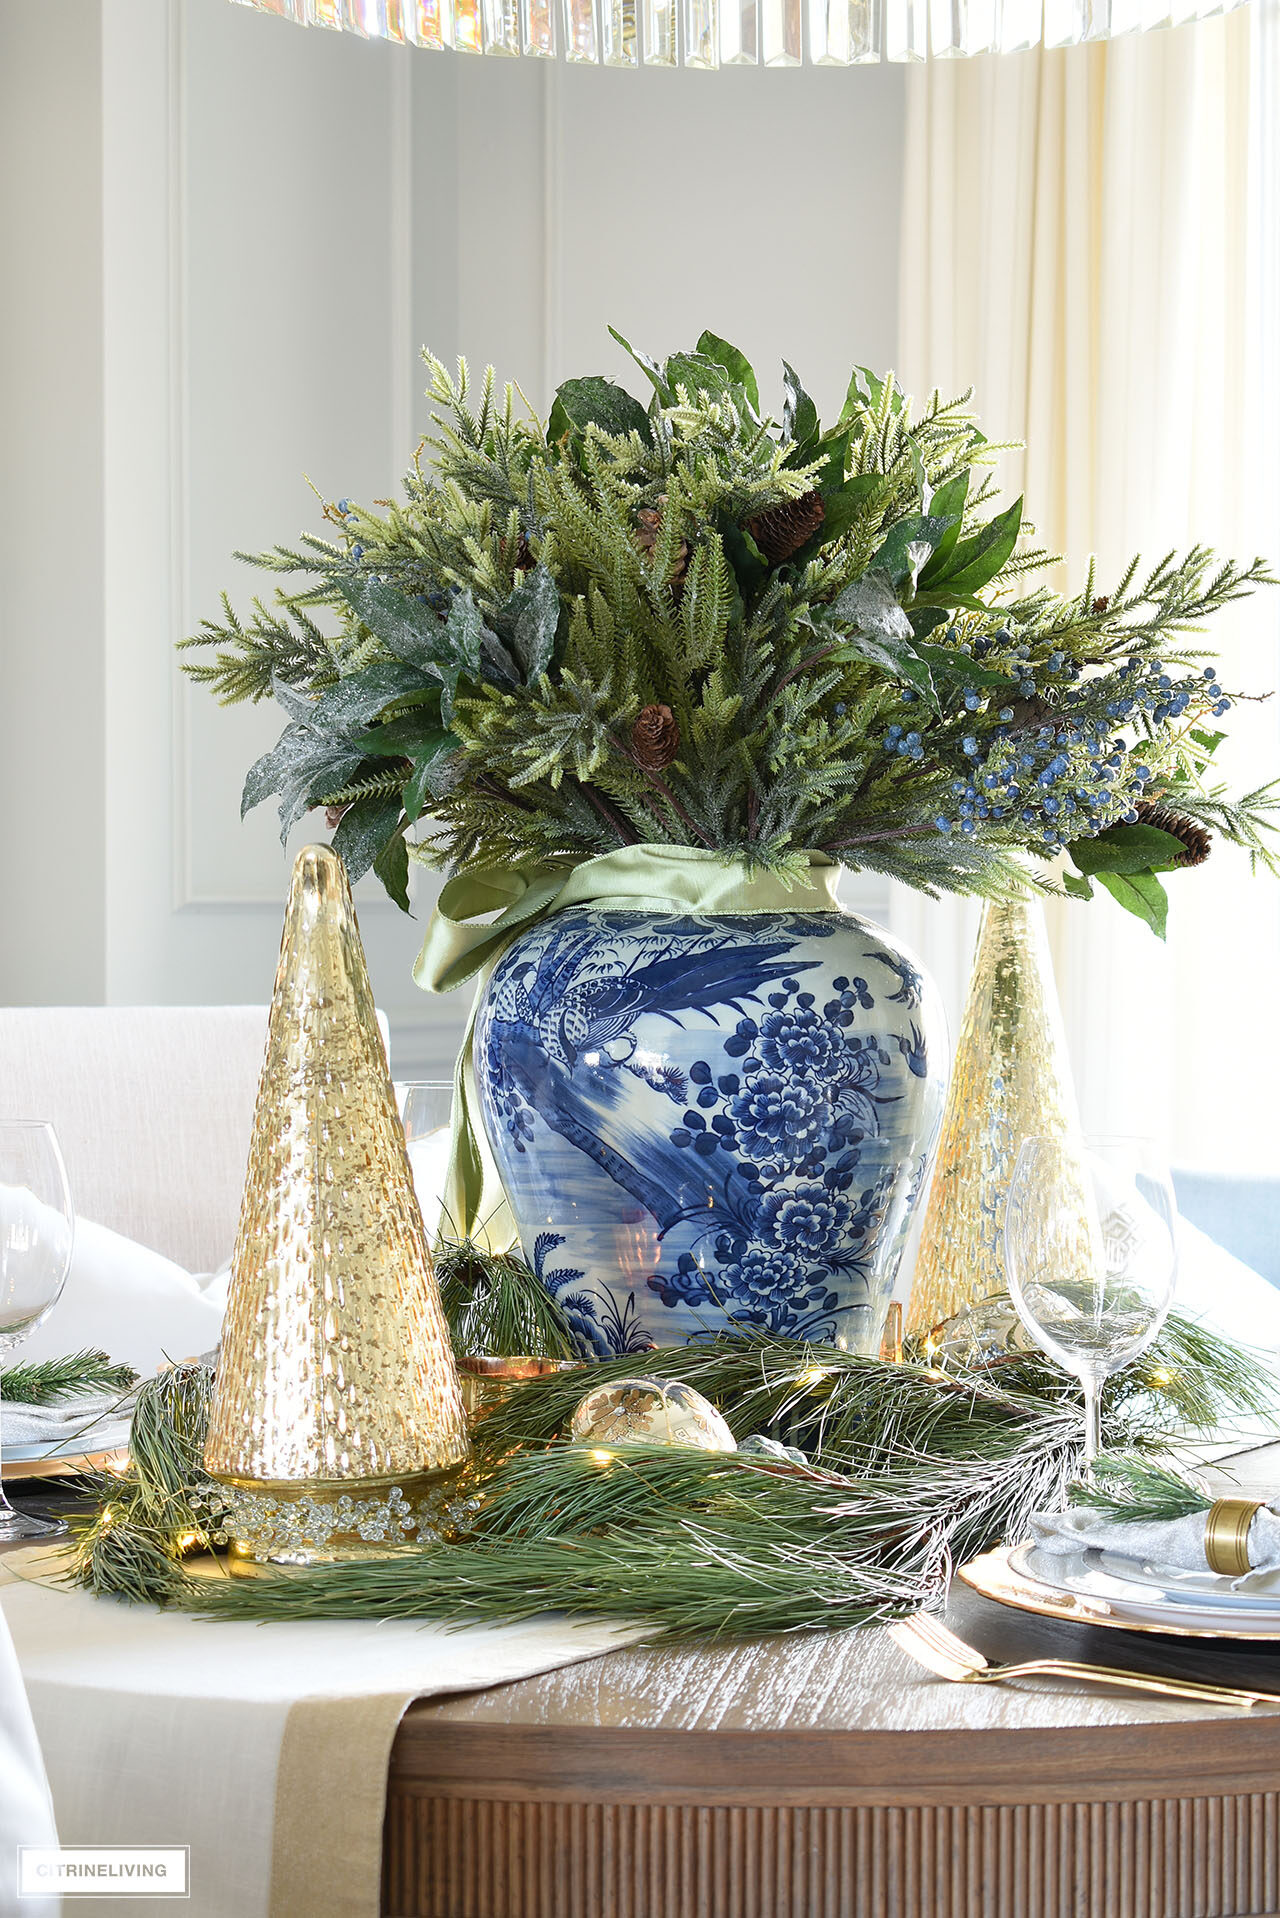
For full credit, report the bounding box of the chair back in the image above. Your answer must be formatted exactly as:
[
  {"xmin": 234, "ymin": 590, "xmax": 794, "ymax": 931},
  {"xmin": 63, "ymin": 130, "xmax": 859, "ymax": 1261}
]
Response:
[{"xmin": 0, "ymin": 1006, "xmax": 278, "ymax": 1273}]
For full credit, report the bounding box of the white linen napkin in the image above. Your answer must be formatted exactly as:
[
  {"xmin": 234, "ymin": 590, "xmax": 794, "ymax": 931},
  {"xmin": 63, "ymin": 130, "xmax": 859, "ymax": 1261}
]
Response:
[
  {"xmin": 1030, "ymin": 1501, "xmax": 1280, "ymax": 1589},
  {"xmin": 1, "ymin": 1389, "xmax": 135, "ymax": 1455},
  {"xmin": 15, "ymin": 1217, "xmax": 226, "ymax": 1377}
]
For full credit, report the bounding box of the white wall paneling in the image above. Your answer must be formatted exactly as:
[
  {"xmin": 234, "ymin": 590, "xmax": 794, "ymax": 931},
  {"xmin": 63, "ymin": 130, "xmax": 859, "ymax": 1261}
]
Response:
[
  {"xmin": 1, "ymin": 0, "xmax": 907, "ymax": 1079},
  {"xmin": 0, "ymin": 6, "xmax": 107, "ymax": 1004}
]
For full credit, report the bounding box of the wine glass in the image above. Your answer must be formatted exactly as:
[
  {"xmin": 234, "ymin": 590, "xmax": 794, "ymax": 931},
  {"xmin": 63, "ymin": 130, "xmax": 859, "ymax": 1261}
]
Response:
[
  {"xmin": 0, "ymin": 1122, "xmax": 75, "ymax": 1540},
  {"xmin": 1003, "ymin": 1134, "xmax": 1177, "ymax": 1475},
  {"xmin": 399, "ymin": 1081, "xmax": 454, "ymax": 1244}
]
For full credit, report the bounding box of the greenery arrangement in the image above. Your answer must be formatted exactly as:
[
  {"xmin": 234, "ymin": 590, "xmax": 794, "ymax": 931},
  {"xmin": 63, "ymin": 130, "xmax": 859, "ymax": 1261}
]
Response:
[
  {"xmin": 180, "ymin": 330, "xmax": 1276, "ymax": 935},
  {"xmin": 1, "ymin": 1350, "xmax": 136, "ymax": 1406},
  {"xmin": 65, "ymin": 1313, "xmax": 1274, "ymax": 1632},
  {"xmin": 434, "ymin": 1235, "xmax": 579, "ymax": 1359}
]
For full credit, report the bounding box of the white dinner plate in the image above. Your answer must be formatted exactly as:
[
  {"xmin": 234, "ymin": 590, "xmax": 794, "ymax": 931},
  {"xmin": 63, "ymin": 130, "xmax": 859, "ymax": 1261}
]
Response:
[
  {"xmin": 1092, "ymin": 1548, "xmax": 1280, "ymax": 1608},
  {"xmin": 1010, "ymin": 1542, "xmax": 1280, "ymax": 1633},
  {"xmin": 963, "ymin": 1546, "xmax": 1280, "ymax": 1642}
]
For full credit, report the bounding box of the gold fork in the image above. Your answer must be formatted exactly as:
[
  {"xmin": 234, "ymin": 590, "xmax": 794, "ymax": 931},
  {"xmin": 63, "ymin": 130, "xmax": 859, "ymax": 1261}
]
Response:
[{"xmin": 888, "ymin": 1610, "xmax": 1277, "ymax": 1710}]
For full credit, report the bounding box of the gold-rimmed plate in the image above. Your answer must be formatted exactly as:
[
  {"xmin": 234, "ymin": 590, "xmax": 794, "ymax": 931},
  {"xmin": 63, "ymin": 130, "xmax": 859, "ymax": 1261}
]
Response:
[
  {"xmin": 961, "ymin": 1545, "xmax": 1280, "ymax": 1641},
  {"xmin": 2, "ymin": 1443, "xmax": 130, "ymax": 1483}
]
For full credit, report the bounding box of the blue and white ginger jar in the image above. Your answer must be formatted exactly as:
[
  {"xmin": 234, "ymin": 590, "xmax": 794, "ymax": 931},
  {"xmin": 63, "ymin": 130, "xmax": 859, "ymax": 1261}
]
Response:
[{"xmin": 474, "ymin": 905, "xmax": 946, "ymax": 1358}]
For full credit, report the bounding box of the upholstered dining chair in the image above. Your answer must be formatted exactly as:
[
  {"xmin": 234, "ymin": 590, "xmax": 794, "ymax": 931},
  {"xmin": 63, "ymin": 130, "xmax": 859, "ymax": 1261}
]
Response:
[
  {"xmin": 0, "ymin": 1007, "xmax": 272, "ymax": 1273},
  {"xmin": 0, "ymin": 1006, "xmax": 391, "ymax": 1275}
]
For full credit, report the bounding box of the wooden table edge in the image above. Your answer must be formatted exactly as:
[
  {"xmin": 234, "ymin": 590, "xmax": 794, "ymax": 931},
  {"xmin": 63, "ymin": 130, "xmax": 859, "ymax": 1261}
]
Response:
[{"xmin": 390, "ymin": 1708, "xmax": 1280, "ymax": 1809}]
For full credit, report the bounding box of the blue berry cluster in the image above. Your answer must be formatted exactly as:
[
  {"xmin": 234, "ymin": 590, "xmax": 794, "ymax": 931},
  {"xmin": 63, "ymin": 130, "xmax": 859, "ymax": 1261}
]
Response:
[
  {"xmin": 933, "ymin": 721, "xmax": 1154, "ymax": 848},
  {"xmin": 878, "ymin": 621, "xmax": 1232, "ymax": 852}
]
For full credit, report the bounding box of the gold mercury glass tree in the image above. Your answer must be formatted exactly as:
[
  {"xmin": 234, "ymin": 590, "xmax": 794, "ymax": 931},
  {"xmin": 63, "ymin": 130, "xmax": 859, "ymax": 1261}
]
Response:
[
  {"xmin": 906, "ymin": 895, "xmax": 1086, "ymax": 1339},
  {"xmin": 205, "ymin": 844, "xmax": 469, "ymax": 1566}
]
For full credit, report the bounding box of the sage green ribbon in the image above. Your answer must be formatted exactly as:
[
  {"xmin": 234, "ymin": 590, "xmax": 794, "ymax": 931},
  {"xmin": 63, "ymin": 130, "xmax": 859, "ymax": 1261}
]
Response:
[{"xmin": 413, "ymin": 844, "xmax": 844, "ymax": 1250}]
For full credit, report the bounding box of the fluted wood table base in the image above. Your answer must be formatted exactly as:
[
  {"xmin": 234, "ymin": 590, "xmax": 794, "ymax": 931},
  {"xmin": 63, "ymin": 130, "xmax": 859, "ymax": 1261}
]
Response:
[
  {"xmin": 384, "ymin": 1446, "xmax": 1280, "ymax": 1917},
  {"xmin": 385, "ymin": 1794, "xmax": 1280, "ymax": 1918}
]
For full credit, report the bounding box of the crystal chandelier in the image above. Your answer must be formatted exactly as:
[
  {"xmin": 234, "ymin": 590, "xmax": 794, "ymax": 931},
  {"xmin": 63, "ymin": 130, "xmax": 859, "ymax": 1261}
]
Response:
[{"xmin": 229, "ymin": 0, "xmax": 1247, "ymax": 63}]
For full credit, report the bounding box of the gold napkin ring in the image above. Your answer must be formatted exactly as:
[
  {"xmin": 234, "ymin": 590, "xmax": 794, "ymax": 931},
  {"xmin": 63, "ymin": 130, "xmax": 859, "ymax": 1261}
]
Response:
[{"xmin": 1204, "ymin": 1497, "xmax": 1264, "ymax": 1577}]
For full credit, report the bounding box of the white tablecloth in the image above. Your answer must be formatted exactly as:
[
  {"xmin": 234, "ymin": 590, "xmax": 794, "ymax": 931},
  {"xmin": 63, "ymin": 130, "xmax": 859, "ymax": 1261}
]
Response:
[{"xmin": 1, "ymin": 1548, "xmax": 643, "ymax": 1918}]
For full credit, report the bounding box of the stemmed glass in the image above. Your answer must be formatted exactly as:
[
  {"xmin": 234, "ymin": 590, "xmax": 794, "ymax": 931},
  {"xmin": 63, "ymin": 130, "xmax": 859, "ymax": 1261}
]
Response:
[
  {"xmin": 399, "ymin": 1081, "xmax": 454, "ymax": 1244},
  {"xmin": 0, "ymin": 1121, "xmax": 75, "ymax": 1540},
  {"xmin": 1003, "ymin": 1134, "xmax": 1177, "ymax": 1475}
]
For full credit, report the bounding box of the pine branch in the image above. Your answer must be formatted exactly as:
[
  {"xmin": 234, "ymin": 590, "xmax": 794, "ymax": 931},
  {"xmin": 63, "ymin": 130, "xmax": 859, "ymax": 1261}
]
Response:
[{"xmin": 2, "ymin": 1350, "xmax": 137, "ymax": 1405}]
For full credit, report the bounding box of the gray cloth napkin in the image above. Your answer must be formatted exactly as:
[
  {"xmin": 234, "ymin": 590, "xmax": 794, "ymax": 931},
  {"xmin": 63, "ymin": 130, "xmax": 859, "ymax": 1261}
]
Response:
[
  {"xmin": 1, "ymin": 1390, "xmax": 134, "ymax": 1453},
  {"xmin": 1030, "ymin": 1501, "xmax": 1280, "ymax": 1591}
]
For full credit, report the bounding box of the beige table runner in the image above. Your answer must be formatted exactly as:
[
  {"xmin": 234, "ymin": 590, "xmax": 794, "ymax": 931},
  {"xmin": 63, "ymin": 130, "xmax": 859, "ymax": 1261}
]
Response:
[{"xmin": 0, "ymin": 1550, "xmax": 643, "ymax": 1918}]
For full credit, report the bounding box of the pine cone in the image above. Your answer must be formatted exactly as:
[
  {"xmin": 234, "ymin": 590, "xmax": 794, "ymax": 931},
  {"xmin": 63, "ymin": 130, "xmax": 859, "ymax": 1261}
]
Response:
[
  {"xmin": 512, "ymin": 534, "xmax": 535, "ymax": 573},
  {"xmin": 634, "ymin": 498, "xmax": 689, "ymax": 592},
  {"xmin": 1134, "ymin": 801, "xmax": 1211, "ymax": 867},
  {"xmin": 746, "ymin": 490, "xmax": 826, "ymax": 567},
  {"xmin": 1092, "ymin": 595, "xmax": 1110, "ymax": 616},
  {"xmin": 631, "ymin": 703, "xmax": 681, "ymax": 773},
  {"xmin": 325, "ymin": 804, "xmax": 350, "ymax": 830}
]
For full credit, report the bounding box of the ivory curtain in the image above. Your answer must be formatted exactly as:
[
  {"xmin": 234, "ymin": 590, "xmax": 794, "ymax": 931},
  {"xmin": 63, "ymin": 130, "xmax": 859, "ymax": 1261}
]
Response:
[{"xmin": 896, "ymin": 6, "xmax": 1280, "ymax": 1171}]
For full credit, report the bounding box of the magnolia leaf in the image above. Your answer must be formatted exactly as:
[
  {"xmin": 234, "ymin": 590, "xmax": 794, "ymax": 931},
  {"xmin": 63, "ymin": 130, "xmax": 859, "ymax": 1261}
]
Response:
[
  {"xmin": 922, "ymin": 471, "xmax": 969, "ymax": 573},
  {"xmin": 374, "ymin": 825, "xmax": 411, "ymax": 913},
  {"xmin": 662, "ymin": 351, "xmax": 732, "ymax": 402},
  {"xmin": 872, "ymin": 514, "xmax": 955, "ymax": 590},
  {"xmin": 1095, "ymin": 868, "xmax": 1169, "ymax": 939},
  {"xmin": 310, "ymin": 661, "xmax": 437, "ymax": 738},
  {"xmin": 720, "ymin": 517, "xmax": 770, "ymax": 607},
  {"xmin": 241, "ymin": 723, "xmax": 367, "ymax": 838},
  {"xmin": 1069, "ymin": 823, "xmax": 1189, "ymax": 877},
  {"xmin": 1062, "ymin": 870, "xmax": 1094, "ymax": 901},
  {"xmin": 907, "ymin": 440, "xmax": 933, "ymax": 513},
  {"xmin": 813, "ymin": 428, "xmax": 854, "ymax": 493},
  {"xmin": 498, "ymin": 563, "xmax": 561, "ymax": 682},
  {"xmin": 907, "ymin": 606, "xmax": 950, "ymax": 641},
  {"xmin": 358, "ymin": 707, "xmax": 448, "ymax": 758},
  {"xmin": 780, "ymin": 360, "xmax": 818, "ymax": 449},
  {"xmin": 829, "ymin": 569, "xmax": 914, "ymax": 641},
  {"xmin": 548, "ymin": 376, "xmax": 651, "ymax": 448},
  {"xmin": 434, "ymin": 591, "xmax": 495, "ymax": 724},
  {"xmin": 331, "ymin": 794, "xmax": 403, "ymax": 885},
  {"xmin": 403, "ymin": 733, "xmax": 458, "ymax": 822},
  {"xmin": 268, "ymin": 678, "xmax": 325, "ymax": 728},
  {"xmin": 831, "ymin": 633, "xmax": 937, "ymax": 708},
  {"xmin": 696, "ymin": 331, "xmax": 760, "ymax": 413},
  {"xmin": 608, "ymin": 324, "xmax": 668, "ymax": 399},
  {"xmin": 337, "ymin": 575, "xmax": 442, "ymax": 671},
  {"xmin": 921, "ymin": 499, "xmax": 1023, "ymax": 597},
  {"xmin": 1190, "ymin": 727, "xmax": 1227, "ymax": 757}
]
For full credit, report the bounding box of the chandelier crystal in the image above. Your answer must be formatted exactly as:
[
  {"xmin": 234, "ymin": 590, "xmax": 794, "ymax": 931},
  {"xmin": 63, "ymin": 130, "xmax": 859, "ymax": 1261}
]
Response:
[{"xmin": 229, "ymin": 0, "xmax": 1247, "ymax": 62}]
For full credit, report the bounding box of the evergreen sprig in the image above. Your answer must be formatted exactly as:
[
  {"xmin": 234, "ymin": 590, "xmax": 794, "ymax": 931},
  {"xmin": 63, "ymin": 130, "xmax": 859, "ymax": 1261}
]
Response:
[
  {"xmin": 63, "ymin": 1364, "xmax": 227, "ymax": 1606},
  {"xmin": 1068, "ymin": 1453, "xmax": 1213, "ymax": 1524},
  {"xmin": 1, "ymin": 1350, "xmax": 136, "ymax": 1406},
  {"xmin": 178, "ymin": 330, "xmax": 1276, "ymax": 932},
  {"xmin": 434, "ymin": 1237, "xmax": 579, "ymax": 1359}
]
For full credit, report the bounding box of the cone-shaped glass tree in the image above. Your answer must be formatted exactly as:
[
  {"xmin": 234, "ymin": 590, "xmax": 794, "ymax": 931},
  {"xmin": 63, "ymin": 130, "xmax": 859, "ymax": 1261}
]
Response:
[
  {"xmin": 906, "ymin": 897, "xmax": 1084, "ymax": 1339},
  {"xmin": 205, "ymin": 844, "xmax": 469, "ymax": 1564}
]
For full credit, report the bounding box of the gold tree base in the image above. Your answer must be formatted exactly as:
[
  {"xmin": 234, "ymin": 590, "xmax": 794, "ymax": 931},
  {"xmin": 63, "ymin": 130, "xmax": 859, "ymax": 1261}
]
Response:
[{"xmin": 219, "ymin": 1470, "xmax": 465, "ymax": 1570}]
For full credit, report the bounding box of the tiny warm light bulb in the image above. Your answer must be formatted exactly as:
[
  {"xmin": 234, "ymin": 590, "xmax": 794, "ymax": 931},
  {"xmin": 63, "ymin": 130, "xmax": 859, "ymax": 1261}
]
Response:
[
  {"xmin": 796, "ymin": 1365, "xmax": 833, "ymax": 1388},
  {"xmin": 1149, "ymin": 1367, "xmax": 1172, "ymax": 1386},
  {"xmin": 590, "ymin": 1448, "xmax": 614, "ymax": 1464}
]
